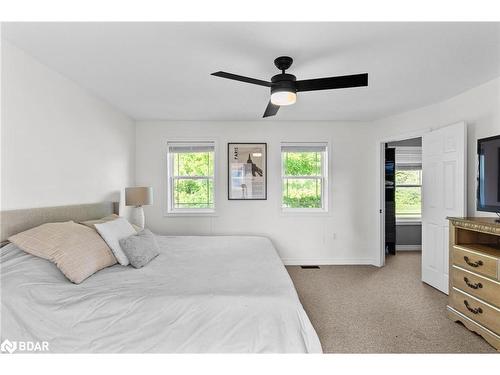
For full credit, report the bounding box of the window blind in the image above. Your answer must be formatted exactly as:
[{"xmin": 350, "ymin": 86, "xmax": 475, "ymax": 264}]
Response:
[
  {"xmin": 395, "ymin": 146, "xmax": 421, "ymax": 168},
  {"xmin": 281, "ymin": 143, "xmax": 327, "ymax": 153},
  {"xmin": 168, "ymin": 142, "xmax": 215, "ymax": 153}
]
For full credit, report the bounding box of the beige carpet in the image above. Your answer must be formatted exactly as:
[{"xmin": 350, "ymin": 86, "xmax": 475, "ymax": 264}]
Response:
[{"xmin": 286, "ymin": 251, "xmax": 496, "ymax": 353}]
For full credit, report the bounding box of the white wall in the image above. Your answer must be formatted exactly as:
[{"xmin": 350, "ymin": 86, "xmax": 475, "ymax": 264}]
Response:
[
  {"xmin": 137, "ymin": 78, "xmax": 500, "ymax": 266},
  {"xmin": 1, "ymin": 42, "xmax": 136, "ymax": 211},
  {"xmin": 136, "ymin": 120, "xmax": 379, "ymax": 265},
  {"xmin": 373, "ymin": 77, "xmax": 500, "ymax": 218}
]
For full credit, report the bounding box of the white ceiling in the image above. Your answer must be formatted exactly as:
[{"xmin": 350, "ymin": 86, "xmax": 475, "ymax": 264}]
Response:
[{"xmin": 3, "ymin": 22, "xmax": 500, "ymax": 121}]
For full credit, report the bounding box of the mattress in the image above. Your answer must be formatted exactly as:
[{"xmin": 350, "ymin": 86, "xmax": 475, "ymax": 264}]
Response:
[{"xmin": 0, "ymin": 235, "xmax": 322, "ymax": 353}]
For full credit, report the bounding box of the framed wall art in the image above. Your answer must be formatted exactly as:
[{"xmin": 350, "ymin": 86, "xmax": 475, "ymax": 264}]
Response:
[{"xmin": 228, "ymin": 143, "xmax": 267, "ymax": 200}]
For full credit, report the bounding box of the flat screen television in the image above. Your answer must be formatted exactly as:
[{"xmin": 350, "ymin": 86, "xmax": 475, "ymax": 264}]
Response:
[{"xmin": 477, "ymin": 135, "xmax": 500, "ymax": 212}]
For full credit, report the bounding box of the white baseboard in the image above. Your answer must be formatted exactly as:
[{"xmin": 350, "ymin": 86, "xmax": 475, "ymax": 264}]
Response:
[
  {"xmin": 281, "ymin": 258, "xmax": 378, "ymax": 266},
  {"xmin": 396, "ymin": 245, "xmax": 421, "ymax": 251}
]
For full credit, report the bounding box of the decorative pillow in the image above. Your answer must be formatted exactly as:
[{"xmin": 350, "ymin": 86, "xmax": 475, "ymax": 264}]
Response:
[
  {"xmin": 80, "ymin": 214, "xmax": 142, "ymax": 232},
  {"xmin": 94, "ymin": 218, "xmax": 137, "ymax": 266},
  {"xmin": 119, "ymin": 229, "xmax": 160, "ymax": 269},
  {"xmin": 8, "ymin": 221, "xmax": 117, "ymax": 284},
  {"xmin": 80, "ymin": 214, "xmax": 119, "ymax": 230}
]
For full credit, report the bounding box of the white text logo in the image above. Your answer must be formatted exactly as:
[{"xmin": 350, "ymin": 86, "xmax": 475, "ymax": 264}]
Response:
[{"xmin": 1, "ymin": 339, "xmax": 49, "ymax": 353}]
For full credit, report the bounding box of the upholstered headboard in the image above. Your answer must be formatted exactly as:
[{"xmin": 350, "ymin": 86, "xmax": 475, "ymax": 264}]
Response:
[{"xmin": 0, "ymin": 202, "xmax": 119, "ymax": 243}]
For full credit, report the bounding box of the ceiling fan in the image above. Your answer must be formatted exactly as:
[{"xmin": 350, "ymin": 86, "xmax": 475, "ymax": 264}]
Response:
[{"xmin": 211, "ymin": 56, "xmax": 368, "ymax": 118}]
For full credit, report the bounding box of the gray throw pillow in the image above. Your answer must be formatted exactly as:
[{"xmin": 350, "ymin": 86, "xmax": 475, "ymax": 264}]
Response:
[{"xmin": 119, "ymin": 229, "xmax": 160, "ymax": 268}]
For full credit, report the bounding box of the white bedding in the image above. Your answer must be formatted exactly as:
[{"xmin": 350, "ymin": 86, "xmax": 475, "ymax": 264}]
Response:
[{"xmin": 0, "ymin": 235, "xmax": 322, "ymax": 353}]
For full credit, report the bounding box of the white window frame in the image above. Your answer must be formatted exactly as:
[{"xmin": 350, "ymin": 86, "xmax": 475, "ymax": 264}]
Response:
[
  {"xmin": 280, "ymin": 142, "xmax": 329, "ymax": 214},
  {"xmin": 166, "ymin": 140, "xmax": 217, "ymax": 216}
]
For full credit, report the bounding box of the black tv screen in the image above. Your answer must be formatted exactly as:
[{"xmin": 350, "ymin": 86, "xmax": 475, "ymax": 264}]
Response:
[{"xmin": 477, "ymin": 135, "xmax": 500, "ymax": 212}]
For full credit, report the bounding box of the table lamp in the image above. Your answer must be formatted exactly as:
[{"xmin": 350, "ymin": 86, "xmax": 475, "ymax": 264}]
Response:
[{"xmin": 125, "ymin": 186, "xmax": 153, "ymax": 229}]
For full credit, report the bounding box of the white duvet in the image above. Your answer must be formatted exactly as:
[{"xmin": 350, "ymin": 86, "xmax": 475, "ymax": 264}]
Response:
[{"xmin": 0, "ymin": 235, "xmax": 322, "ymax": 353}]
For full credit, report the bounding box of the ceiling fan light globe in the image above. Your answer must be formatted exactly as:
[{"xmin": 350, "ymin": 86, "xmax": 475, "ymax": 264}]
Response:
[{"xmin": 271, "ymin": 91, "xmax": 297, "ymax": 106}]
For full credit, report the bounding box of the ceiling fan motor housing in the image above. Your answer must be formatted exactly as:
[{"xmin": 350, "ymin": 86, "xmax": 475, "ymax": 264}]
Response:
[{"xmin": 271, "ymin": 73, "xmax": 297, "ymax": 95}]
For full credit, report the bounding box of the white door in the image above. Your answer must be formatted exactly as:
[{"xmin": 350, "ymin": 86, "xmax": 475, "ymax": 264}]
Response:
[{"xmin": 422, "ymin": 122, "xmax": 467, "ymax": 294}]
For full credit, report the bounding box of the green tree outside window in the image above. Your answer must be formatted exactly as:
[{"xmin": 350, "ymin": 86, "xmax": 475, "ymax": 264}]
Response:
[
  {"xmin": 395, "ymin": 169, "xmax": 422, "ymax": 219},
  {"xmin": 282, "ymin": 151, "xmax": 324, "ymax": 209},
  {"xmin": 172, "ymin": 151, "xmax": 214, "ymax": 209}
]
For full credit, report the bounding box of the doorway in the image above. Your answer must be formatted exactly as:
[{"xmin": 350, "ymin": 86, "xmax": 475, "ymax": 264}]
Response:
[
  {"xmin": 378, "ymin": 122, "xmax": 467, "ymax": 294},
  {"xmin": 383, "ymin": 137, "xmax": 423, "ymax": 258}
]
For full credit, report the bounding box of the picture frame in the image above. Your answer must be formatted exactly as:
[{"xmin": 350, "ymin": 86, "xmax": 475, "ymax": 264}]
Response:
[{"xmin": 228, "ymin": 143, "xmax": 267, "ymax": 200}]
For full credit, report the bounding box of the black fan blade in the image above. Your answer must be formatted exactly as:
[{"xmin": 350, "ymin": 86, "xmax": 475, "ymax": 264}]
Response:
[
  {"xmin": 211, "ymin": 71, "xmax": 271, "ymax": 87},
  {"xmin": 263, "ymin": 101, "xmax": 280, "ymax": 118},
  {"xmin": 296, "ymin": 73, "xmax": 368, "ymax": 92}
]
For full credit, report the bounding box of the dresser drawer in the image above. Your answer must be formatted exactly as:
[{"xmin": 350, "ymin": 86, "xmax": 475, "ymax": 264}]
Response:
[
  {"xmin": 452, "ymin": 266, "xmax": 500, "ymax": 308},
  {"xmin": 452, "ymin": 246, "xmax": 498, "ymax": 280},
  {"xmin": 450, "ymin": 288, "xmax": 500, "ymax": 334}
]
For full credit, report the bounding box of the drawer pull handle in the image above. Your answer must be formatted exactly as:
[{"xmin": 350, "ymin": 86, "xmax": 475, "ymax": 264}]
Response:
[
  {"xmin": 463, "ymin": 277, "xmax": 483, "ymax": 289},
  {"xmin": 463, "ymin": 256, "xmax": 483, "ymax": 267},
  {"xmin": 464, "ymin": 300, "xmax": 483, "ymax": 314}
]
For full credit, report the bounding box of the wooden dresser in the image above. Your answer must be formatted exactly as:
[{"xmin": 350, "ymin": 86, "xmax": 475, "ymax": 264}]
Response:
[{"xmin": 447, "ymin": 217, "xmax": 500, "ymax": 351}]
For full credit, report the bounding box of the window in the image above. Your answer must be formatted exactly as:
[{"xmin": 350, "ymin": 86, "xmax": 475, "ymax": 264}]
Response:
[
  {"xmin": 167, "ymin": 141, "xmax": 215, "ymax": 214},
  {"xmin": 395, "ymin": 146, "xmax": 422, "ymax": 221},
  {"xmin": 395, "ymin": 168, "xmax": 422, "ymax": 220},
  {"xmin": 281, "ymin": 143, "xmax": 328, "ymax": 211}
]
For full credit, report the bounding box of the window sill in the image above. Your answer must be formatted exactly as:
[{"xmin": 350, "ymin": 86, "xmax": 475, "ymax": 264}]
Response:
[
  {"xmin": 281, "ymin": 208, "xmax": 330, "ymax": 216},
  {"xmin": 165, "ymin": 210, "xmax": 217, "ymax": 217},
  {"xmin": 396, "ymin": 219, "xmax": 422, "ymax": 226}
]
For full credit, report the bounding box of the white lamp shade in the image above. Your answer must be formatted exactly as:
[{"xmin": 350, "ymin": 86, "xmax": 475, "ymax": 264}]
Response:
[{"xmin": 125, "ymin": 187, "xmax": 153, "ymax": 206}]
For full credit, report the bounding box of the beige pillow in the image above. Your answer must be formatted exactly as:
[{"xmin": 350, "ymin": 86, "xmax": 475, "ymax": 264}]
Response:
[
  {"xmin": 80, "ymin": 214, "xmax": 141, "ymax": 232},
  {"xmin": 8, "ymin": 221, "xmax": 117, "ymax": 284},
  {"xmin": 80, "ymin": 214, "xmax": 120, "ymax": 230}
]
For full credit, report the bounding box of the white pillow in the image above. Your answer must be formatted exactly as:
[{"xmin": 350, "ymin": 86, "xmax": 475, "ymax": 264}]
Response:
[{"xmin": 95, "ymin": 218, "xmax": 137, "ymax": 266}]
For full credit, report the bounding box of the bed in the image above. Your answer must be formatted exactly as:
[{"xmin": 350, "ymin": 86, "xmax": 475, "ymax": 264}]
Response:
[{"xmin": 0, "ymin": 204, "xmax": 322, "ymax": 353}]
